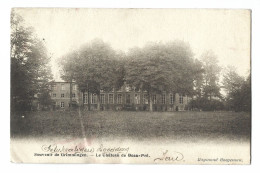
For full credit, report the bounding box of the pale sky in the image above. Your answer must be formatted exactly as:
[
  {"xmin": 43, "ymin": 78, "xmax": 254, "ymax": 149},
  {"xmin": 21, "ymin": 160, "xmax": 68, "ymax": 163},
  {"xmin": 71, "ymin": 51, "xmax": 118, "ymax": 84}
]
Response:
[{"xmin": 15, "ymin": 8, "xmax": 251, "ymax": 80}]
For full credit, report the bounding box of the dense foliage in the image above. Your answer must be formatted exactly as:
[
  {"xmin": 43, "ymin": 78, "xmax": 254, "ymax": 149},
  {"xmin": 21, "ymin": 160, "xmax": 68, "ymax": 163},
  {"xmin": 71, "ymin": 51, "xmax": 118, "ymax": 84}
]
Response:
[
  {"xmin": 11, "ymin": 11, "xmax": 53, "ymax": 112},
  {"xmin": 125, "ymin": 41, "xmax": 197, "ymax": 111},
  {"xmin": 59, "ymin": 39, "xmax": 125, "ymax": 110}
]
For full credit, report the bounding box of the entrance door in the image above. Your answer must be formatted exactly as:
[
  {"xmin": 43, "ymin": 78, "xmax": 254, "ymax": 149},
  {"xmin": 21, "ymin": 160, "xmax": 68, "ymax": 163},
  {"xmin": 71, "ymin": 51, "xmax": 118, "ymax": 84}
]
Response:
[{"xmin": 126, "ymin": 94, "xmax": 131, "ymax": 104}]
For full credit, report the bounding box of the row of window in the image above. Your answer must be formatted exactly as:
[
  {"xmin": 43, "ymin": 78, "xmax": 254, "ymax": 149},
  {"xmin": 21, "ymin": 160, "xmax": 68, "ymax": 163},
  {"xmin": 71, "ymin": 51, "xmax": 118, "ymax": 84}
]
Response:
[
  {"xmin": 51, "ymin": 84, "xmax": 77, "ymax": 91},
  {"xmin": 53, "ymin": 93, "xmax": 183, "ymax": 104},
  {"xmin": 82, "ymin": 93, "xmax": 184, "ymax": 104},
  {"xmin": 58, "ymin": 94, "xmax": 184, "ymax": 108},
  {"xmin": 52, "ymin": 93, "xmax": 76, "ymax": 98},
  {"xmin": 51, "ymin": 84, "xmax": 184, "ymax": 104}
]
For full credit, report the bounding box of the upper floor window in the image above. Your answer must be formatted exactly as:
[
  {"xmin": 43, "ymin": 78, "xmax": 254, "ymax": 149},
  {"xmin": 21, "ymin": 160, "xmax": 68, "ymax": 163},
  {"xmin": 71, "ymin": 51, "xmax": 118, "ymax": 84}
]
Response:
[
  {"xmin": 52, "ymin": 93, "xmax": 56, "ymax": 98},
  {"xmin": 72, "ymin": 84, "xmax": 76, "ymax": 90},
  {"xmin": 61, "ymin": 93, "xmax": 65, "ymax": 98},
  {"xmin": 51, "ymin": 84, "xmax": 56, "ymax": 90},
  {"xmin": 125, "ymin": 85, "xmax": 131, "ymax": 92},
  {"xmin": 61, "ymin": 84, "xmax": 65, "ymax": 90},
  {"xmin": 179, "ymin": 94, "xmax": 183, "ymax": 104},
  {"xmin": 162, "ymin": 94, "xmax": 166, "ymax": 104},
  {"xmin": 60, "ymin": 102, "xmax": 64, "ymax": 108},
  {"xmin": 72, "ymin": 93, "xmax": 76, "ymax": 98}
]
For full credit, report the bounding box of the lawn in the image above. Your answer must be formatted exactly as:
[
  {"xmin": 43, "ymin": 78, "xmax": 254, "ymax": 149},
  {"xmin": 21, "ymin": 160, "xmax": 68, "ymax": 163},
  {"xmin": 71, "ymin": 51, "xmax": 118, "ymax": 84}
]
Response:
[{"xmin": 11, "ymin": 110, "xmax": 251, "ymax": 143}]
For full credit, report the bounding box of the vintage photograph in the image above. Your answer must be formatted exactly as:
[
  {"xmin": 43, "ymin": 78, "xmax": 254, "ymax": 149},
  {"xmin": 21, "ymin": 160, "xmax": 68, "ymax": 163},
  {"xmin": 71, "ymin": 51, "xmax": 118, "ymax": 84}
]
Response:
[{"xmin": 10, "ymin": 8, "xmax": 251, "ymax": 164}]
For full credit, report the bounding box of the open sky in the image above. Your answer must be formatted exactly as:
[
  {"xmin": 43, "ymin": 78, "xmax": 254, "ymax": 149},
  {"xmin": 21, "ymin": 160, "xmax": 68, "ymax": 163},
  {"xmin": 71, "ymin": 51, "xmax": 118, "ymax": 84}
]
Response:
[{"xmin": 14, "ymin": 8, "xmax": 251, "ymax": 80}]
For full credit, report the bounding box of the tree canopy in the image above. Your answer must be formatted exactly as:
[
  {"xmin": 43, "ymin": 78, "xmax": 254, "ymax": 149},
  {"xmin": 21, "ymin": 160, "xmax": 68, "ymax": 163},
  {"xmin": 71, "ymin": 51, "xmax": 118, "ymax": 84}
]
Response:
[
  {"xmin": 222, "ymin": 67, "xmax": 251, "ymax": 112},
  {"xmin": 125, "ymin": 41, "xmax": 197, "ymax": 111},
  {"xmin": 11, "ymin": 11, "xmax": 53, "ymax": 112},
  {"xmin": 200, "ymin": 51, "xmax": 222, "ymax": 100},
  {"xmin": 59, "ymin": 39, "xmax": 125, "ymax": 110},
  {"xmin": 125, "ymin": 41, "xmax": 196, "ymax": 93}
]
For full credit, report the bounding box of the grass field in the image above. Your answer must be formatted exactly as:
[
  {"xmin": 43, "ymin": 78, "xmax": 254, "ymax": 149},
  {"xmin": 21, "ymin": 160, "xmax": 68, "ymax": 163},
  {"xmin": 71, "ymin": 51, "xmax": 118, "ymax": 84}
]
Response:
[{"xmin": 11, "ymin": 110, "xmax": 251, "ymax": 143}]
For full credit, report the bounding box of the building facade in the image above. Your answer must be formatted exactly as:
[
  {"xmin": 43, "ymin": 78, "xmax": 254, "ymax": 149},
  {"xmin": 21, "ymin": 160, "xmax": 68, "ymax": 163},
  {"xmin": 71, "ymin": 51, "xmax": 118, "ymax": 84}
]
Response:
[
  {"xmin": 50, "ymin": 82, "xmax": 80, "ymax": 110},
  {"xmin": 50, "ymin": 82, "xmax": 190, "ymax": 111}
]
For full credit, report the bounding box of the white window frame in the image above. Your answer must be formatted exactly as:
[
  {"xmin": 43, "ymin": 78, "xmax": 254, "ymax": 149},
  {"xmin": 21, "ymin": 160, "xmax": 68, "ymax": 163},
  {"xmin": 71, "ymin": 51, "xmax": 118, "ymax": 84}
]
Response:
[{"xmin": 60, "ymin": 102, "xmax": 64, "ymax": 108}]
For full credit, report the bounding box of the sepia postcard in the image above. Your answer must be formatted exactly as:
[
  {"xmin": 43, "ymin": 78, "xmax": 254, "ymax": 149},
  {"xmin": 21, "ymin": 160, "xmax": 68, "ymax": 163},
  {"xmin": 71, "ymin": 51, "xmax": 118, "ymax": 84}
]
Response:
[{"xmin": 10, "ymin": 8, "xmax": 251, "ymax": 164}]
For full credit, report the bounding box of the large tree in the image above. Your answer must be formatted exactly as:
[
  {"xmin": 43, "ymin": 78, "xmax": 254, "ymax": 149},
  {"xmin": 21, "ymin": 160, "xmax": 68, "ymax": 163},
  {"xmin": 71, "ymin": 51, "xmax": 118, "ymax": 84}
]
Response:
[
  {"xmin": 189, "ymin": 51, "xmax": 223, "ymax": 111},
  {"xmin": 222, "ymin": 67, "xmax": 251, "ymax": 111},
  {"xmin": 11, "ymin": 11, "xmax": 53, "ymax": 112},
  {"xmin": 60, "ymin": 39, "xmax": 125, "ymax": 110},
  {"xmin": 125, "ymin": 41, "xmax": 196, "ymax": 111},
  {"xmin": 222, "ymin": 66, "xmax": 244, "ymax": 96},
  {"xmin": 200, "ymin": 51, "xmax": 222, "ymax": 100},
  {"xmin": 192, "ymin": 59, "xmax": 204, "ymax": 98}
]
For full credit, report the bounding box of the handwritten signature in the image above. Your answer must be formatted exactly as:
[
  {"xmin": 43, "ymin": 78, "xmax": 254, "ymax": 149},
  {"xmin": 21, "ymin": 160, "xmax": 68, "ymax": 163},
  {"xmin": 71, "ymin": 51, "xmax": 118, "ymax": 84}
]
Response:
[{"xmin": 154, "ymin": 150, "xmax": 184, "ymax": 162}]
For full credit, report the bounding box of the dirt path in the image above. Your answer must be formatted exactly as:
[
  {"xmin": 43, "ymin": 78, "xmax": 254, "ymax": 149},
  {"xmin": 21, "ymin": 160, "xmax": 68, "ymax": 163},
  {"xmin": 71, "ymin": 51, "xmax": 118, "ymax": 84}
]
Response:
[{"xmin": 77, "ymin": 108, "xmax": 88, "ymax": 146}]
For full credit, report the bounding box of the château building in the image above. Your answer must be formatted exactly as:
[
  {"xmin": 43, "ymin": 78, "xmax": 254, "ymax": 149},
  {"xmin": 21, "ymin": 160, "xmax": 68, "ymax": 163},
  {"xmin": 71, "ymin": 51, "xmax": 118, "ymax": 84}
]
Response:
[{"xmin": 50, "ymin": 81, "xmax": 190, "ymax": 111}]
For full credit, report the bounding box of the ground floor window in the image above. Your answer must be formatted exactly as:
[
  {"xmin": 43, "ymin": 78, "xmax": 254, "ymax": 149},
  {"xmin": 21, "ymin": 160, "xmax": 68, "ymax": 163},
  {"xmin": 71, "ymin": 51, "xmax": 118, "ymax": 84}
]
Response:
[
  {"xmin": 109, "ymin": 94, "xmax": 114, "ymax": 104},
  {"xmin": 143, "ymin": 94, "xmax": 148, "ymax": 104},
  {"xmin": 170, "ymin": 93, "xmax": 174, "ymax": 104},
  {"xmin": 152, "ymin": 95, "xmax": 157, "ymax": 104},
  {"xmin": 179, "ymin": 94, "xmax": 183, "ymax": 104},
  {"xmin": 126, "ymin": 94, "xmax": 130, "ymax": 104},
  {"xmin": 117, "ymin": 94, "xmax": 122, "ymax": 104},
  {"xmin": 162, "ymin": 94, "xmax": 166, "ymax": 104},
  {"xmin": 135, "ymin": 94, "xmax": 140, "ymax": 104},
  {"xmin": 83, "ymin": 94, "xmax": 88, "ymax": 104},
  {"xmin": 92, "ymin": 94, "xmax": 97, "ymax": 104},
  {"xmin": 100, "ymin": 94, "xmax": 105, "ymax": 104},
  {"xmin": 60, "ymin": 102, "xmax": 64, "ymax": 108}
]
